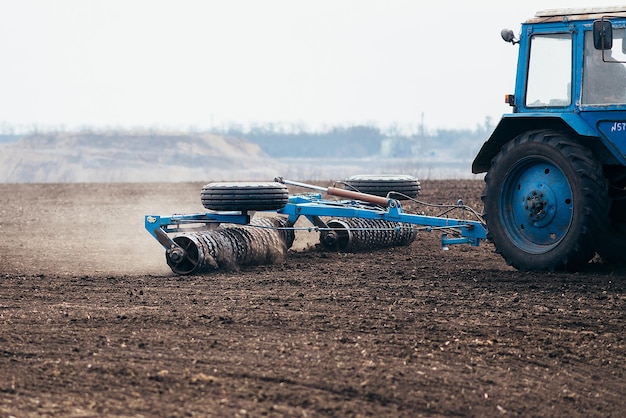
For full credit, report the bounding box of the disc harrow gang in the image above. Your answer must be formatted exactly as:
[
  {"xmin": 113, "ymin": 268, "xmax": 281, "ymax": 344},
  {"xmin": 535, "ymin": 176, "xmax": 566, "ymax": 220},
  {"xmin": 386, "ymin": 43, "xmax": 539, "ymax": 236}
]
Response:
[
  {"xmin": 145, "ymin": 177, "xmax": 487, "ymax": 275},
  {"xmin": 320, "ymin": 218, "xmax": 418, "ymax": 252},
  {"xmin": 167, "ymin": 217, "xmax": 294, "ymax": 275}
]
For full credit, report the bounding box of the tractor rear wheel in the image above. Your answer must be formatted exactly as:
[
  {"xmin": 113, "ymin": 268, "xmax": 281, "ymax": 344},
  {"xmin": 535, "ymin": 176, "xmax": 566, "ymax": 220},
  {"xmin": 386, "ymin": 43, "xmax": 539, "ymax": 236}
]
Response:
[
  {"xmin": 201, "ymin": 182, "xmax": 289, "ymax": 211},
  {"xmin": 483, "ymin": 130, "xmax": 608, "ymax": 271},
  {"xmin": 343, "ymin": 174, "xmax": 420, "ymax": 199}
]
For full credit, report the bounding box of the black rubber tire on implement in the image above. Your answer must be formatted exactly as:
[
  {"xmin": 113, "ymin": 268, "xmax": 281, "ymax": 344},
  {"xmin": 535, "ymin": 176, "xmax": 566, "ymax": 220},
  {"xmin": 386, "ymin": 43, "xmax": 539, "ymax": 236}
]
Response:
[
  {"xmin": 482, "ymin": 130, "xmax": 609, "ymax": 272},
  {"xmin": 343, "ymin": 174, "xmax": 420, "ymax": 199},
  {"xmin": 201, "ymin": 182, "xmax": 289, "ymax": 211}
]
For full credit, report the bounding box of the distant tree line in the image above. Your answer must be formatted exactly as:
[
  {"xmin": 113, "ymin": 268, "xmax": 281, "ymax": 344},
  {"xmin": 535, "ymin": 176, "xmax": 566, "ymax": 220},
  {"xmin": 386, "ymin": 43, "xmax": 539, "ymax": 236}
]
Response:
[
  {"xmin": 221, "ymin": 118, "xmax": 495, "ymax": 160},
  {"xmin": 223, "ymin": 125, "xmax": 385, "ymax": 158},
  {"xmin": 0, "ymin": 118, "xmax": 496, "ymax": 162}
]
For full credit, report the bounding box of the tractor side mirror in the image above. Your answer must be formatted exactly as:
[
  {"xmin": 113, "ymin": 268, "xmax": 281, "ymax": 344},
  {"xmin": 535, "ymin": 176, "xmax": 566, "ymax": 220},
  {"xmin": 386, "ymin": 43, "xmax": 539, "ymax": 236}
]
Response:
[
  {"xmin": 501, "ymin": 29, "xmax": 518, "ymax": 44},
  {"xmin": 593, "ymin": 19, "xmax": 613, "ymax": 50}
]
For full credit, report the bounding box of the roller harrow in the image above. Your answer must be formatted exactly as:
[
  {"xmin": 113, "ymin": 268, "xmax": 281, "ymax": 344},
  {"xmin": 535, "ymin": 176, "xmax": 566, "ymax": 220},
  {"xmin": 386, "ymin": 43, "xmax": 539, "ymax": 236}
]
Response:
[{"xmin": 145, "ymin": 176, "xmax": 487, "ymax": 275}]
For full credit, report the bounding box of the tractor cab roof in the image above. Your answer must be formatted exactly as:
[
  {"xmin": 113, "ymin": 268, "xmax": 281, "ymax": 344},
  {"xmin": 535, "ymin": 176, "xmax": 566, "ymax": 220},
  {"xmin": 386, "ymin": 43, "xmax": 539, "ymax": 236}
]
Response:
[{"xmin": 527, "ymin": 6, "xmax": 626, "ymax": 23}]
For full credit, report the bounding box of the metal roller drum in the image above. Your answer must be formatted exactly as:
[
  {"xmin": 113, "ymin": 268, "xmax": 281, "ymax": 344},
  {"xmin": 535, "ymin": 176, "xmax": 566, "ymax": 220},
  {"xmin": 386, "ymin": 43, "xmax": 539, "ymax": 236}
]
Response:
[
  {"xmin": 319, "ymin": 218, "xmax": 418, "ymax": 252},
  {"xmin": 166, "ymin": 216, "xmax": 295, "ymax": 275}
]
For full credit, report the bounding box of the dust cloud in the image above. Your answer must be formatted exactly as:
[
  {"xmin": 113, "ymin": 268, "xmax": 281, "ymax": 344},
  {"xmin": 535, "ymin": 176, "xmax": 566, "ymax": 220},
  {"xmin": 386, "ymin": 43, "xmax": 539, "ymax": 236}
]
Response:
[{"xmin": 0, "ymin": 183, "xmax": 205, "ymax": 276}]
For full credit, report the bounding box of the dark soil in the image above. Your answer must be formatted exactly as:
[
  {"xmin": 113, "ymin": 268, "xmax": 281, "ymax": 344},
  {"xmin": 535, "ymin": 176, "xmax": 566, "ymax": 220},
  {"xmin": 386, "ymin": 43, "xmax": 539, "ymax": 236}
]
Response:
[{"xmin": 0, "ymin": 180, "xmax": 624, "ymax": 417}]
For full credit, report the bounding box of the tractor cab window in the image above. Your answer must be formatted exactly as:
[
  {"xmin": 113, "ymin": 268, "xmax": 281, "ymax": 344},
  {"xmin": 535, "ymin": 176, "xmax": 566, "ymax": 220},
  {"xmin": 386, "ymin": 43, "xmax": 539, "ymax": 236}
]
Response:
[
  {"xmin": 526, "ymin": 33, "xmax": 572, "ymax": 108},
  {"xmin": 583, "ymin": 29, "xmax": 626, "ymax": 105}
]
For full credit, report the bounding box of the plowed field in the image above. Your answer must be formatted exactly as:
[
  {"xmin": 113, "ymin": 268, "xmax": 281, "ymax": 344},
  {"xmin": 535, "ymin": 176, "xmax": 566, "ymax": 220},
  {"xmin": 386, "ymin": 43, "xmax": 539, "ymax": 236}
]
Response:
[{"xmin": 1, "ymin": 180, "xmax": 624, "ymax": 417}]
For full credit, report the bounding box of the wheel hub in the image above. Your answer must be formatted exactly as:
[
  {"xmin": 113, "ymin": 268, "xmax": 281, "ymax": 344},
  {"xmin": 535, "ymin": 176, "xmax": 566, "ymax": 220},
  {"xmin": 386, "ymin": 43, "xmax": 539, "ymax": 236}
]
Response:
[
  {"xmin": 168, "ymin": 246, "xmax": 185, "ymax": 263},
  {"xmin": 522, "ymin": 184, "xmax": 557, "ymax": 227},
  {"xmin": 526, "ymin": 191, "xmax": 546, "ymax": 219}
]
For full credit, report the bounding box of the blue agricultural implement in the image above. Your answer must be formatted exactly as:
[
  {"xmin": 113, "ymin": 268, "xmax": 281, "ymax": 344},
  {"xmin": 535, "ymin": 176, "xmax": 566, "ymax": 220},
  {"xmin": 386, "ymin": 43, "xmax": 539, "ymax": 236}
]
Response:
[
  {"xmin": 145, "ymin": 176, "xmax": 485, "ymax": 275},
  {"xmin": 147, "ymin": 6, "xmax": 626, "ymax": 273}
]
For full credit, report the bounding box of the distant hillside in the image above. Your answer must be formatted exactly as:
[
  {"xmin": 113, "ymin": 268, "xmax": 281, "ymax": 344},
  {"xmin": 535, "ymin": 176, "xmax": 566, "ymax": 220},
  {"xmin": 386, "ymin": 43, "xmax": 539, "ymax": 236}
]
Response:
[{"xmin": 0, "ymin": 131, "xmax": 285, "ymax": 183}]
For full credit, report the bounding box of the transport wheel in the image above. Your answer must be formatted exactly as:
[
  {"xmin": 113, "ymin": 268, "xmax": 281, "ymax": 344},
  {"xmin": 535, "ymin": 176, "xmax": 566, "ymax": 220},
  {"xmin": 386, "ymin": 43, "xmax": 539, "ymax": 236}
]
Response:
[
  {"xmin": 201, "ymin": 182, "xmax": 289, "ymax": 211},
  {"xmin": 343, "ymin": 174, "xmax": 420, "ymax": 199},
  {"xmin": 483, "ymin": 130, "xmax": 608, "ymax": 271}
]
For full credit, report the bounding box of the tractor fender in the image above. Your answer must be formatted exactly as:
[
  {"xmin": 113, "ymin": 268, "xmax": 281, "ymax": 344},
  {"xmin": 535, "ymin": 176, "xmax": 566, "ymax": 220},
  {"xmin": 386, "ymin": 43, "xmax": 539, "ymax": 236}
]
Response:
[{"xmin": 471, "ymin": 113, "xmax": 602, "ymax": 174}]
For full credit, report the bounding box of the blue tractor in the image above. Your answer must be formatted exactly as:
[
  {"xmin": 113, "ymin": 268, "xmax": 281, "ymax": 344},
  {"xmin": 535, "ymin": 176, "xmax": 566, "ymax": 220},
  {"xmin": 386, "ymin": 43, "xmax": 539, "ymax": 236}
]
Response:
[{"xmin": 472, "ymin": 6, "xmax": 626, "ymax": 271}]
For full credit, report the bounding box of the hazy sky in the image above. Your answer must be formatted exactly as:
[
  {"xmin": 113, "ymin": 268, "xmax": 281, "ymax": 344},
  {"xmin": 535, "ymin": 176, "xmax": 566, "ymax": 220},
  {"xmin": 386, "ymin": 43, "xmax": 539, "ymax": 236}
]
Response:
[{"xmin": 0, "ymin": 0, "xmax": 609, "ymax": 132}]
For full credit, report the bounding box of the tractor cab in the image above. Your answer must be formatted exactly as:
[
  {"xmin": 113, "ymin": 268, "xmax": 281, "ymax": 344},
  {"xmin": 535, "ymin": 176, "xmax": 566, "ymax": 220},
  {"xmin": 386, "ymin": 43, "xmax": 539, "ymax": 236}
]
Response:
[
  {"xmin": 473, "ymin": 7, "xmax": 626, "ymax": 174},
  {"xmin": 502, "ymin": 9, "xmax": 626, "ymax": 110}
]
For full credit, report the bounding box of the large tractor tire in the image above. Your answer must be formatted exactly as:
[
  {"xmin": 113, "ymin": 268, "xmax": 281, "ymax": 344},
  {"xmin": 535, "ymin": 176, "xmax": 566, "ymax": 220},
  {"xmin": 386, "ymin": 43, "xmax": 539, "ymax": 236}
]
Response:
[
  {"xmin": 483, "ymin": 130, "xmax": 609, "ymax": 271},
  {"xmin": 343, "ymin": 174, "xmax": 420, "ymax": 199},
  {"xmin": 201, "ymin": 182, "xmax": 289, "ymax": 211}
]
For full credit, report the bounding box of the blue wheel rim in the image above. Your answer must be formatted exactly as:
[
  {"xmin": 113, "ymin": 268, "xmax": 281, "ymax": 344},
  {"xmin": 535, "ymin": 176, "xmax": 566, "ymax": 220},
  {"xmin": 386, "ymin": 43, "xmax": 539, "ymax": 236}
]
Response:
[{"xmin": 499, "ymin": 157, "xmax": 573, "ymax": 254}]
